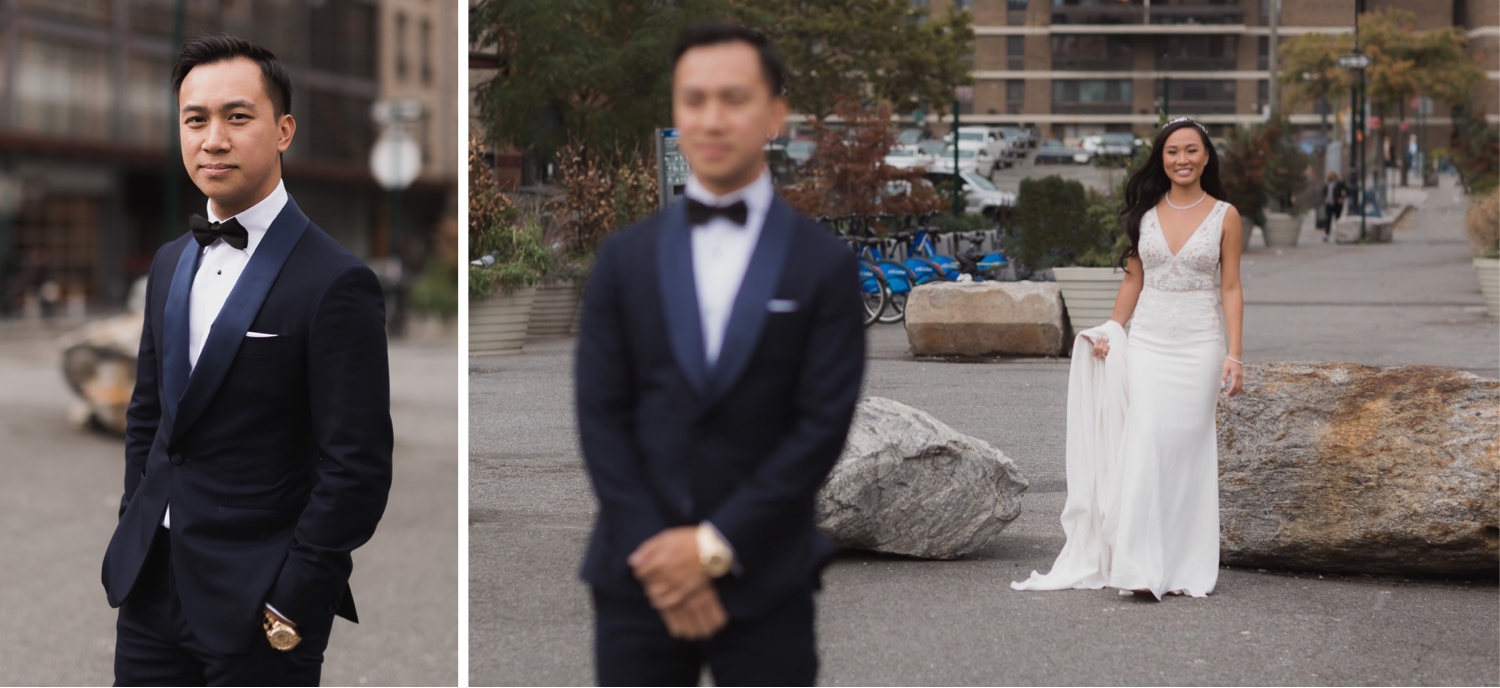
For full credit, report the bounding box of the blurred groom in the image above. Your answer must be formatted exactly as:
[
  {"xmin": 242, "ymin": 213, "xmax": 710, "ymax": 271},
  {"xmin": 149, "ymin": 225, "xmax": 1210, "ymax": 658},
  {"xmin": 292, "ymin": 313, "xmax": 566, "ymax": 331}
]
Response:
[{"xmin": 574, "ymin": 21, "xmax": 866, "ymax": 686}]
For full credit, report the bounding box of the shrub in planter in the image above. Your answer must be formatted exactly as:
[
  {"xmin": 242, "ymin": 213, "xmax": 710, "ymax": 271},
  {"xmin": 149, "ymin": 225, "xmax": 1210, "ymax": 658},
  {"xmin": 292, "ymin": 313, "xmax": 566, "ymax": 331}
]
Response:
[
  {"xmin": 1003, "ymin": 175, "xmax": 1094, "ymax": 270},
  {"xmin": 1466, "ymin": 188, "xmax": 1500, "ymax": 259},
  {"xmin": 1466, "ymin": 188, "xmax": 1500, "ymax": 318}
]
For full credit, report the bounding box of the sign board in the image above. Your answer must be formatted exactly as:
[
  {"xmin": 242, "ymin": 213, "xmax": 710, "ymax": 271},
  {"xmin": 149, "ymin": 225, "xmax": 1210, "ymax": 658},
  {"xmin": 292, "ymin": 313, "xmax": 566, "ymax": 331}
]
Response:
[
  {"xmin": 655, "ymin": 128, "xmax": 691, "ymax": 209},
  {"xmin": 1337, "ymin": 54, "xmax": 1371, "ymax": 69},
  {"xmin": 370, "ymin": 128, "xmax": 423, "ymax": 191}
]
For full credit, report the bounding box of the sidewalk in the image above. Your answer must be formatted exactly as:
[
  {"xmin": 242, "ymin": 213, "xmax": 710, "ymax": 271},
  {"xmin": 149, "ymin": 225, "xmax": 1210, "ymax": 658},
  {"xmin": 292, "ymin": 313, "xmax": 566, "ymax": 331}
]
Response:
[
  {"xmin": 1234, "ymin": 175, "xmax": 1496, "ymax": 376},
  {"xmin": 0, "ymin": 335, "xmax": 459, "ymax": 685}
]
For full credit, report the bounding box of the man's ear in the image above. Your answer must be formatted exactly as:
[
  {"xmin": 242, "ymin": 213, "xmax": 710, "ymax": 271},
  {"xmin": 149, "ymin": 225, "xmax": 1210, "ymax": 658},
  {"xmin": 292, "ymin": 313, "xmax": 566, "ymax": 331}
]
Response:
[{"xmin": 277, "ymin": 114, "xmax": 296, "ymax": 154}]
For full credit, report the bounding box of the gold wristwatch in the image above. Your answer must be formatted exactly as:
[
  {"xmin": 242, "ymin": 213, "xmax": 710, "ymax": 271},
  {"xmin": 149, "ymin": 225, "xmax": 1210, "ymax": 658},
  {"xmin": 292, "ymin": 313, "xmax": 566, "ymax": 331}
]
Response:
[
  {"xmin": 263, "ymin": 609, "xmax": 302, "ymax": 651},
  {"xmin": 696, "ymin": 523, "xmax": 734, "ymax": 578}
]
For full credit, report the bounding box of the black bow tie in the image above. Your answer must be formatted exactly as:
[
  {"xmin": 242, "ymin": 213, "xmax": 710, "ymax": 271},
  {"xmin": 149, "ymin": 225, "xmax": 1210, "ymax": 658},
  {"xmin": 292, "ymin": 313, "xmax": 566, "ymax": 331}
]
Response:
[
  {"xmin": 189, "ymin": 214, "xmax": 249, "ymax": 250},
  {"xmin": 686, "ymin": 198, "xmax": 749, "ymax": 226}
]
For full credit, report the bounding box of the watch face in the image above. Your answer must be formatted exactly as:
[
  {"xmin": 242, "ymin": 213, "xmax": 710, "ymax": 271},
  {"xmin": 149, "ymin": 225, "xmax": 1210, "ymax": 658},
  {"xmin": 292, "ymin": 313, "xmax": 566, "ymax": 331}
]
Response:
[{"xmin": 268, "ymin": 627, "xmax": 302, "ymax": 652}]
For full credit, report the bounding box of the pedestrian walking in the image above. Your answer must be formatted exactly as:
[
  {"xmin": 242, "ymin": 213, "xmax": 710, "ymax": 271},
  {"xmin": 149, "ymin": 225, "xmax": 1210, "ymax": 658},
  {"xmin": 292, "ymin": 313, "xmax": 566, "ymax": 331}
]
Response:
[
  {"xmin": 573, "ymin": 21, "xmax": 865, "ymax": 686},
  {"xmin": 1322, "ymin": 172, "xmax": 1347, "ymax": 241}
]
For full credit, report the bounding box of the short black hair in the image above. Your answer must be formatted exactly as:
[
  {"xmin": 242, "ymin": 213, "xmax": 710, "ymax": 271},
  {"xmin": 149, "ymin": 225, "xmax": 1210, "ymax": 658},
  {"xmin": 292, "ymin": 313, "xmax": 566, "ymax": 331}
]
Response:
[
  {"xmin": 671, "ymin": 22, "xmax": 787, "ymax": 99},
  {"xmin": 172, "ymin": 34, "xmax": 293, "ymax": 118}
]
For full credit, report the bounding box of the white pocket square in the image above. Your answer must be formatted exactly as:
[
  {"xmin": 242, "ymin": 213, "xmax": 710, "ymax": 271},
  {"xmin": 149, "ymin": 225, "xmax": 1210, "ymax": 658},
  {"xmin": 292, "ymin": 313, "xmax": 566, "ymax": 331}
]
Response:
[
  {"xmin": 767, "ymin": 299, "xmax": 800, "ymax": 313},
  {"xmin": 245, "ymin": 332, "xmax": 278, "ymax": 338}
]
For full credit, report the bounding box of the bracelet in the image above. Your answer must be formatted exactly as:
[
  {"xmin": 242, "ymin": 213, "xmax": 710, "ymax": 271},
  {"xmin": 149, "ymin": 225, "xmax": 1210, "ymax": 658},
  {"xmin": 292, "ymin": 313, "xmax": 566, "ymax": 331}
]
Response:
[{"xmin": 1226, "ymin": 356, "xmax": 1243, "ymax": 365}]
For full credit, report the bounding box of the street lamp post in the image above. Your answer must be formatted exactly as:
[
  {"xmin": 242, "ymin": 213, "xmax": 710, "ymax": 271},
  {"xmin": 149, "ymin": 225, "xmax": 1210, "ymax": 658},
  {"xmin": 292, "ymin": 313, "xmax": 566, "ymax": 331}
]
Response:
[
  {"xmin": 370, "ymin": 99, "xmax": 425, "ymax": 337},
  {"xmin": 952, "ymin": 98, "xmax": 961, "ymax": 216},
  {"xmin": 1356, "ymin": 0, "xmax": 1366, "ymax": 242}
]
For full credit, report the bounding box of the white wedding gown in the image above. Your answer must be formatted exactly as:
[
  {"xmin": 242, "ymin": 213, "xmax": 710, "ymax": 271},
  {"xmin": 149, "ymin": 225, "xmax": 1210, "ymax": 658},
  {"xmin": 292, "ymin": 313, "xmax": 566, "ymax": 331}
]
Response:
[{"xmin": 1013, "ymin": 199, "xmax": 1228, "ymax": 599}]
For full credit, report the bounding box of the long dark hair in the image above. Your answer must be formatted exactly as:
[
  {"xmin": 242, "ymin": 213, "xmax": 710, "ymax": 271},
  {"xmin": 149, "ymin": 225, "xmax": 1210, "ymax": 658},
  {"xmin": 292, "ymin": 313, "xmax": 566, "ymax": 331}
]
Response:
[{"xmin": 1118, "ymin": 118, "xmax": 1226, "ymax": 269}]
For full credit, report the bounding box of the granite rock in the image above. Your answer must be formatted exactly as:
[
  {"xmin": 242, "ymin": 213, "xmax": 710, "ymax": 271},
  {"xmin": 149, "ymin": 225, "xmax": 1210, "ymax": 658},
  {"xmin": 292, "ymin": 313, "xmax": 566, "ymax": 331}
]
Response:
[
  {"xmin": 817, "ymin": 397, "xmax": 1030, "ymax": 559},
  {"xmin": 1218, "ymin": 362, "xmax": 1499, "ymax": 578},
  {"xmin": 904, "ymin": 281, "xmax": 1066, "ymax": 357}
]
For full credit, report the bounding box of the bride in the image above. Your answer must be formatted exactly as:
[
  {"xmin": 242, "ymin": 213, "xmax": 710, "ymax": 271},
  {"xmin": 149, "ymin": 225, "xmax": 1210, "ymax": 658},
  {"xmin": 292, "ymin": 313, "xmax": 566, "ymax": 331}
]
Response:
[{"xmin": 1013, "ymin": 117, "xmax": 1245, "ymax": 599}]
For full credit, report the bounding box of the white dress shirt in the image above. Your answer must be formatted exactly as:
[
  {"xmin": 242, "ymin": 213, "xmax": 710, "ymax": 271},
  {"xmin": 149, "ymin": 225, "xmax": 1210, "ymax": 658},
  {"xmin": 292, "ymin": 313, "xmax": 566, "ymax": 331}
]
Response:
[
  {"xmin": 684, "ymin": 169, "xmax": 772, "ymax": 368},
  {"xmin": 682, "ymin": 170, "xmax": 773, "ymax": 571},
  {"xmin": 163, "ymin": 180, "xmax": 287, "ymax": 529}
]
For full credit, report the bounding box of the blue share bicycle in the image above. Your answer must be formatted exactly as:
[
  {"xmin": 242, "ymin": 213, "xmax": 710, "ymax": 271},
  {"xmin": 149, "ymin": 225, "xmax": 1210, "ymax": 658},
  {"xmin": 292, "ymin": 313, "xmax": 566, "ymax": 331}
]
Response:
[{"xmin": 820, "ymin": 217, "xmax": 889, "ymax": 328}]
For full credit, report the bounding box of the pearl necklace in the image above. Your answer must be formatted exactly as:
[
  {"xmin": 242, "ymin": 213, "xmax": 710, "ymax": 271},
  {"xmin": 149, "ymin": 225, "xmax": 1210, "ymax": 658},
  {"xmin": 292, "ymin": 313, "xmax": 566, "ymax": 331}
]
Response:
[{"xmin": 1164, "ymin": 191, "xmax": 1209, "ymax": 211}]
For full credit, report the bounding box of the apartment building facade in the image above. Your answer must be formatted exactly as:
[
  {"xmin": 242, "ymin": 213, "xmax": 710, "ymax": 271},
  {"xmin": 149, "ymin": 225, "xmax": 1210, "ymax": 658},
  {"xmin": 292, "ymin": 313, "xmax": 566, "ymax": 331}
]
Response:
[{"xmin": 938, "ymin": 0, "xmax": 1498, "ymax": 146}]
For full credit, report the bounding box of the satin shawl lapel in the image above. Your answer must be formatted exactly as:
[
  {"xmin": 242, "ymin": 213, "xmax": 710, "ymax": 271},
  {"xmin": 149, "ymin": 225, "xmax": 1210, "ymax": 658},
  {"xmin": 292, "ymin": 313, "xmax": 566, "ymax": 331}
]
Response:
[
  {"xmin": 656, "ymin": 202, "xmax": 708, "ymax": 396},
  {"xmin": 160, "ymin": 239, "xmax": 201, "ymax": 424},
  {"xmin": 170, "ymin": 197, "xmax": 309, "ymax": 443},
  {"xmin": 706, "ymin": 196, "xmax": 794, "ymax": 402}
]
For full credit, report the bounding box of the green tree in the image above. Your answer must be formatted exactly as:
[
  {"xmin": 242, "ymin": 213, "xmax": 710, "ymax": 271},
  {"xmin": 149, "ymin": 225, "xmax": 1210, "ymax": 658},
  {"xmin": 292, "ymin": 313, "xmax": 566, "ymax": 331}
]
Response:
[
  {"xmin": 729, "ymin": 0, "xmax": 974, "ymax": 122},
  {"xmin": 470, "ymin": 0, "xmax": 728, "ymax": 167},
  {"xmin": 1278, "ymin": 9, "xmax": 1483, "ymax": 181}
]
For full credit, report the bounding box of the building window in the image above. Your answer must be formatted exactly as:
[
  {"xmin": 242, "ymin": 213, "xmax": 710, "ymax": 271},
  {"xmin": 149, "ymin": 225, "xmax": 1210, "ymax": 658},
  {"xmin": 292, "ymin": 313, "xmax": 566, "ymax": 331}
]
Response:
[
  {"xmin": 1053, "ymin": 79, "xmax": 1132, "ymax": 113},
  {"xmin": 1258, "ymin": 36, "xmax": 1269, "ymax": 70},
  {"xmin": 953, "ymin": 0, "xmax": 973, "ymax": 10},
  {"xmin": 311, "ymin": 2, "xmax": 377, "ymax": 77},
  {"xmin": 1008, "ymin": 36, "xmax": 1025, "ymax": 70},
  {"xmin": 1161, "ymin": 36, "xmax": 1235, "ymax": 71},
  {"xmin": 1008, "ymin": 0, "xmax": 1028, "ymax": 9},
  {"xmin": 306, "ymin": 90, "xmax": 374, "ymax": 163},
  {"xmin": 27, "ymin": 0, "xmax": 110, "ymax": 25},
  {"xmin": 421, "ymin": 18, "xmax": 433, "ymax": 85},
  {"xmin": 1006, "ymin": 80, "xmax": 1025, "ymax": 113},
  {"xmin": 13, "ymin": 36, "xmax": 110, "ymax": 140},
  {"xmin": 1158, "ymin": 79, "xmax": 1237, "ymax": 114},
  {"xmin": 1052, "ymin": 35, "xmax": 1132, "ymax": 70},
  {"xmin": 396, "ymin": 12, "xmax": 408, "ymax": 82},
  {"xmin": 1052, "ymin": 0, "xmax": 1146, "ymax": 26}
]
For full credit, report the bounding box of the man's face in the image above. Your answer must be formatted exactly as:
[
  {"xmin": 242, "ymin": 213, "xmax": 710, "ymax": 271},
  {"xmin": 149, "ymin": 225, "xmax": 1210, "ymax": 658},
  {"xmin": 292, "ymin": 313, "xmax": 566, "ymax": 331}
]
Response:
[
  {"xmin": 672, "ymin": 41, "xmax": 786, "ymax": 194},
  {"xmin": 178, "ymin": 57, "xmax": 295, "ymax": 217}
]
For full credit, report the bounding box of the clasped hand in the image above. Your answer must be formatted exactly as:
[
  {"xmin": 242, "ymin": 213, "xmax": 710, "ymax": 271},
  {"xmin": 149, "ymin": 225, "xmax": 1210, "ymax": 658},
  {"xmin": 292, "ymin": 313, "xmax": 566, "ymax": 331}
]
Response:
[{"xmin": 629, "ymin": 527, "xmax": 727, "ymax": 640}]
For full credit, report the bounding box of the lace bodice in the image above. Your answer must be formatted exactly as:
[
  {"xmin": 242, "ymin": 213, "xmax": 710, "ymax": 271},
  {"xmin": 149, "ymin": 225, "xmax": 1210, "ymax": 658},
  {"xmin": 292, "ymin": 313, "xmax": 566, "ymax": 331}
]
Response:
[{"xmin": 1139, "ymin": 200, "xmax": 1226, "ymax": 293}]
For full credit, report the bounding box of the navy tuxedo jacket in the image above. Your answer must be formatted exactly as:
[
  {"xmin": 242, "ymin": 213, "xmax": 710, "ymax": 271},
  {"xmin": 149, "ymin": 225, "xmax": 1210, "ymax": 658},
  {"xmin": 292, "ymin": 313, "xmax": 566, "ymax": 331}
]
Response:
[
  {"xmin": 102, "ymin": 196, "xmax": 393, "ymax": 655},
  {"xmin": 575, "ymin": 194, "xmax": 866, "ymax": 619}
]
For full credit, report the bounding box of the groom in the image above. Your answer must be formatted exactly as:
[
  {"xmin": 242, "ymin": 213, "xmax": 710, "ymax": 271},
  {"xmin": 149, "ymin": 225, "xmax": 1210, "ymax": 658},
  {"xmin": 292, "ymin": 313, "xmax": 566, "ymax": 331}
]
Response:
[
  {"xmin": 575, "ymin": 21, "xmax": 866, "ymax": 686},
  {"xmin": 102, "ymin": 35, "xmax": 393, "ymax": 685}
]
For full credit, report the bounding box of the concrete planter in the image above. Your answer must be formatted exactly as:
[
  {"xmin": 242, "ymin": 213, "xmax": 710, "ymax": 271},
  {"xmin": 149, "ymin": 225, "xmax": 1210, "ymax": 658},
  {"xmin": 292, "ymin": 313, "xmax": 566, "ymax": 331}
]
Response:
[
  {"xmin": 1262, "ymin": 211, "xmax": 1303, "ymax": 249},
  {"xmin": 1052, "ymin": 266, "xmax": 1126, "ymax": 337},
  {"xmin": 527, "ymin": 280, "xmax": 581, "ymax": 338},
  {"xmin": 470, "ymin": 287, "xmax": 538, "ymax": 356},
  {"xmin": 1475, "ymin": 258, "xmax": 1500, "ymax": 318}
]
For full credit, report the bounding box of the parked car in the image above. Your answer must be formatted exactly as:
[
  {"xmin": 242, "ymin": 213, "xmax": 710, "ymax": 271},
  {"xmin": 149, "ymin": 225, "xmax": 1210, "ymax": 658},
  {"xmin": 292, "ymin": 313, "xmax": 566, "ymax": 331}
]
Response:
[
  {"xmin": 1034, "ymin": 138, "xmax": 1092, "ymax": 165},
  {"xmin": 921, "ymin": 169, "xmax": 1017, "ymax": 218},
  {"xmin": 896, "ymin": 128, "xmax": 924, "ymax": 146},
  {"xmin": 1082, "ymin": 132, "xmax": 1145, "ymax": 160},
  {"xmin": 931, "ymin": 145, "xmax": 1001, "ymax": 177},
  {"xmin": 996, "ymin": 126, "xmax": 1037, "ymax": 150},
  {"xmin": 915, "ymin": 139, "xmax": 949, "ymax": 157},
  {"xmin": 785, "ymin": 138, "xmax": 817, "ymax": 165},
  {"xmin": 945, "ymin": 126, "xmax": 1011, "ymax": 166},
  {"xmin": 883, "ymin": 144, "xmax": 935, "ymax": 170}
]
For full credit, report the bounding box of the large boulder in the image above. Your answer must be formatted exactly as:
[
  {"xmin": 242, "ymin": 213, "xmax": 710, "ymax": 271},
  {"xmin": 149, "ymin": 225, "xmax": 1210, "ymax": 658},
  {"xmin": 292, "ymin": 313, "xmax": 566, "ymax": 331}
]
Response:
[
  {"xmin": 1218, "ymin": 363, "xmax": 1499, "ymax": 578},
  {"xmin": 904, "ymin": 281, "xmax": 1066, "ymax": 357},
  {"xmin": 816, "ymin": 397, "xmax": 1029, "ymax": 559}
]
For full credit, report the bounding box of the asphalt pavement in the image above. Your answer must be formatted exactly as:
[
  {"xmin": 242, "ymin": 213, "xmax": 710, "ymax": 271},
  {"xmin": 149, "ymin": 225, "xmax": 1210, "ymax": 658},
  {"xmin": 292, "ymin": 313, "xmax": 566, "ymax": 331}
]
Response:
[
  {"xmin": 468, "ymin": 174, "xmax": 1498, "ymax": 686},
  {"xmin": 0, "ymin": 330, "xmax": 459, "ymax": 686}
]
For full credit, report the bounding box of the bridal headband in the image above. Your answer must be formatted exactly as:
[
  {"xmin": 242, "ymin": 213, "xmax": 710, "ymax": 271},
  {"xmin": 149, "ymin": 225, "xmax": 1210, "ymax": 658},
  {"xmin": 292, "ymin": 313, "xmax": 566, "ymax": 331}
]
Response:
[{"xmin": 1165, "ymin": 116, "xmax": 1209, "ymax": 134}]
